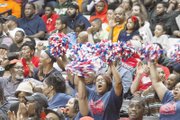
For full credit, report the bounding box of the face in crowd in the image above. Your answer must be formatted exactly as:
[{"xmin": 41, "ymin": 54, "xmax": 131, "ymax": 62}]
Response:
[
  {"xmin": 95, "ymin": 75, "xmax": 111, "ymax": 95},
  {"xmin": 114, "ymin": 7, "xmax": 125, "ymax": 24},
  {"xmin": 66, "ymin": 7, "xmax": 77, "ymax": 18},
  {"xmin": 11, "ymin": 61, "xmax": 24, "ymax": 80},
  {"xmin": 95, "ymin": 1, "xmax": 105, "ymax": 13},
  {"xmin": 128, "ymin": 98, "xmax": 145, "ymax": 120},
  {"xmin": 24, "ymin": 3, "xmax": 36, "ymax": 18}
]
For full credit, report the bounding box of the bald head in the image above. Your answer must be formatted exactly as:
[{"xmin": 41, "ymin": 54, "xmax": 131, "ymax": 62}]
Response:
[
  {"xmin": 114, "ymin": 7, "xmax": 125, "ymax": 24},
  {"xmin": 77, "ymin": 31, "xmax": 88, "ymax": 44}
]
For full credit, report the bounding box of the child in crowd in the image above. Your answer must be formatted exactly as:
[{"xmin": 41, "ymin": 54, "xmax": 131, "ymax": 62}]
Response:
[
  {"xmin": 152, "ymin": 23, "xmax": 170, "ymax": 50},
  {"xmin": 118, "ymin": 16, "xmax": 140, "ymax": 42}
]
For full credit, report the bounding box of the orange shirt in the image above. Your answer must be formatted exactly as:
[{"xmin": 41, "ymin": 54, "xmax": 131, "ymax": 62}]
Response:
[
  {"xmin": 107, "ymin": 22, "xmax": 126, "ymax": 43},
  {"xmin": 0, "ymin": 0, "xmax": 21, "ymax": 18}
]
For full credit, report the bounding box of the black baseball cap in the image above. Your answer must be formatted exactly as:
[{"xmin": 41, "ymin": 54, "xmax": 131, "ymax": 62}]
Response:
[
  {"xmin": 68, "ymin": 2, "xmax": 79, "ymax": 10},
  {"xmin": 25, "ymin": 92, "xmax": 48, "ymax": 108}
]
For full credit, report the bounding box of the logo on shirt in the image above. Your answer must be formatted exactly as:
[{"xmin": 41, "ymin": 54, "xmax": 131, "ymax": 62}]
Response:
[
  {"xmin": 89, "ymin": 99, "xmax": 104, "ymax": 115},
  {"xmin": 160, "ymin": 102, "xmax": 176, "ymax": 115}
]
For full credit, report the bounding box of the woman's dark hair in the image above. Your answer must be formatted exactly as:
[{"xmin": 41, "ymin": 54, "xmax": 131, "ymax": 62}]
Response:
[
  {"xmin": 45, "ymin": 71, "xmax": 66, "ymax": 93},
  {"xmin": 155, "ymin": 22, "xmax": 167, "ymax": 33},
  {"xmin": 125, "ymin": 16, "xmax": 140, "ymax": 31},
  {"xmin": 95, "ymin": 74, "xmax": 112, "ymax": 91}
]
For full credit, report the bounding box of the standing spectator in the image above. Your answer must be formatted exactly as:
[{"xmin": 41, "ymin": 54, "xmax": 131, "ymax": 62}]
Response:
[
  {"xmin": 77, "ymin": 63, "xmax": 123, "ymax": 120},
  {"xmin": 66, "ymin": 2, "xmax": 91, "ymax": 30},
  {"xmin": 89, "ymin": 0, "xmax": 108, "ymax": 23},
  {"xmin": 107, "ymin": 7, "xmax": 126, "ymax": 42},
  {"xmin": 17, "ymin": 2, "xmax": 46, "ymax": 39},
  {"xmin": 149, "ymin": 62, "xmax": 180, "ymax": 120},
  {"xmin": 120, "ymin": 0, "xmax": 132, "ymax": 19},
  {"xmin": 42, "ymin": 5, "xmax": 60, "ymax": 33}
]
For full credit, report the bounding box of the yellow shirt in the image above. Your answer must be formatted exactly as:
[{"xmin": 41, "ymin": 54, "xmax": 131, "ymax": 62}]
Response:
[
  {"xmin": 0, "ymin": 0, "xmax": 21, "ymax": 18},
  {"xmin": 107, "ymin": 22, "xmax": 126, "ymax": 42}
]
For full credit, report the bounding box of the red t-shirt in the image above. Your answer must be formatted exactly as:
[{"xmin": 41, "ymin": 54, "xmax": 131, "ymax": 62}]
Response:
[
  {"xmin": 136, "ymin": 73, "xmax": 152, "ymax": 91},
  {"xmin": 42, "ymin": 13, "xmax": 59, "ymax": 33}
]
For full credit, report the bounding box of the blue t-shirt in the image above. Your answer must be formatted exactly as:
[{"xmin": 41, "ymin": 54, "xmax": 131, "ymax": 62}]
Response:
[
  {"xmin": 160, "ymin": 90, "xmax": 180, "ymax": 120},
  {"xmin": 48, "ymin": 93, "xmax": 72, "ymax": 109},
  {"xmin": 17, "ymin": 15, "xmax": 46, "ymax": 36},
  {"xmin": 87, "ymin": 87, "xmax": 123, "ymax": 120}
]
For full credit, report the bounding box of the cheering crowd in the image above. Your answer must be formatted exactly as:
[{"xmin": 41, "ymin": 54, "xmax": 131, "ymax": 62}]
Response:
[{"xmin": 0, "ymin": 0, "xmax": 180, "ymax": 120}]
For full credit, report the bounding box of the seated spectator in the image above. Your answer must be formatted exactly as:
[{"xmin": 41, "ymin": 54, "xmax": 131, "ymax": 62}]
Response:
[
  {"xmin": 9, "ymin": 30, "xmax": 26, "ymax": 53},
  {"xmin": 152, "ymin": 23, "xmax": 170, "ymax": 50},
  {"xmin": 120, "ymin": 96, "xmax": 145, "ymax": 120},
  {"xmin": 87, "ymin": 18, "xmax": 109, "ymax": 43},
  {"xmin": 3, "ymin": 15, "xmax": 24, "ymax": 40},
  {"xmin": 42, "ymin": 4, "xmax": 60, "ymax": 33},
  {"xmin": 107, "ymin": 7, "xmax": 126, "ymax": 42},
  {"xmin": 60, "ymin": 98, "xmax": 79, "ymax": 119},
  {"xmin": 34, "ymin": 50, "xmax": 59, "ymax": 81},
  {"xmin": 52, "ymin": 16, "xmax": 73, "ymax": 35},
  {"xmin": 89, "ymin": 0, "xmax": 108, "ymax": 23},
  {"xmin": 66, "ymin": 2, "xmax": 91, "ymax": 30},
  {"xmin": 17, "ymin": 2, "xmax": 46, "ymax": 40},
  {"xmin": 131, "ymin": 3, "xmax": 148, "ymax": 21},
  {"xmin": 118, "ymin": 16, "xmax": 140, "ymax": 43},
  {"xmin": 42, "ymin": 71, "xmax": 72, "ymax": 109},
  {"xmin": 21, "ymin": 41, "xmax": 39, "ymax": 78},
  {"xmin": 0, "ymin": 60, "xmax": 24, "ymax": 100},
  {"xmin": 8, "ymin": 92, "xmax": 48, "ymax": 120},
  {"xmin": 15, "ymin": 81, "xmax": 33, "ymax": 103},
  {"xmin": 149, "ymin": 2, "xmax": 172, "ymax": 35}
]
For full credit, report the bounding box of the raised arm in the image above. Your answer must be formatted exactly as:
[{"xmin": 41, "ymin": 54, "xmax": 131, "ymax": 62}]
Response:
[
  {"xmin": 131, "ymin": 62, "xmax": 144, "ymax": 94},
  {"xmin": 149, "ymin": 62, "xmax": 167, "ymax": 101},
  {"xmin": 110, "ymin": 64, "xmax": 123, "ymax": 96},
  {"xmin": 77, "ymin": 76, "xmax": 89, "ymax": 116}
]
